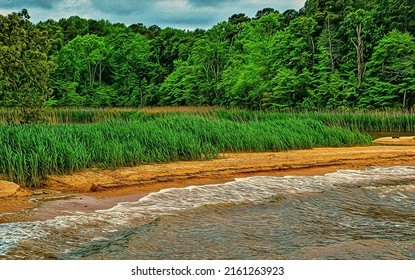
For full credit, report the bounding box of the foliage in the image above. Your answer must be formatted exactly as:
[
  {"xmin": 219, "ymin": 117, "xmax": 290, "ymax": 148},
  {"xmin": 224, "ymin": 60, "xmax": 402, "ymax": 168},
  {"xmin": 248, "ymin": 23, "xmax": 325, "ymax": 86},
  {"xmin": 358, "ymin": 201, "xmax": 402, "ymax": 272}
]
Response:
[
  {"xmin": 0, "ymin": 10, "xmax": 54, "ymax": 123},
  {"xmin": 2, "ymin": 2, "xmax": 415, "ymax": 112},
  {"xmin": 363, "ymin": 30, "xmax": 415, "ymax": 109}
]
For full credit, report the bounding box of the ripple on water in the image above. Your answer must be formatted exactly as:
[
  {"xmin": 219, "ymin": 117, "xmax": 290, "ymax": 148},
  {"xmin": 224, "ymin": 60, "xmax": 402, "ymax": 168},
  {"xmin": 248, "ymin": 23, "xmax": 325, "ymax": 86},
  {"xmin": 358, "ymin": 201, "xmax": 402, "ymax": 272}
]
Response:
[{"xmin": 1, "ymin": 166, "xmax": 415, "ymax": 259}]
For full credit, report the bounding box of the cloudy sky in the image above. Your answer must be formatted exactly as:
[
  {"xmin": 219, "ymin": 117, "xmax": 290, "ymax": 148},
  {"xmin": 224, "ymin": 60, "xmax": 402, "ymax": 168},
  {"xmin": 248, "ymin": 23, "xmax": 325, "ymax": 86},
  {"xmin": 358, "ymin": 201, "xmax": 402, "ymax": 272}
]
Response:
[{"xmin": 0, "ymin": 0, "xmax": 305, "ymax": 29}]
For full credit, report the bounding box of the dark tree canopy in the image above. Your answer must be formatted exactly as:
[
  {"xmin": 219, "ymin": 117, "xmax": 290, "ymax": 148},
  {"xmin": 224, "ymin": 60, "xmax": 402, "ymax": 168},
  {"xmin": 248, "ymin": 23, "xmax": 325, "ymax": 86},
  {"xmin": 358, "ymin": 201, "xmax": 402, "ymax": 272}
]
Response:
[{"xmin": 255, "ymin": 8, "xmax": 279, "ymax": 19}]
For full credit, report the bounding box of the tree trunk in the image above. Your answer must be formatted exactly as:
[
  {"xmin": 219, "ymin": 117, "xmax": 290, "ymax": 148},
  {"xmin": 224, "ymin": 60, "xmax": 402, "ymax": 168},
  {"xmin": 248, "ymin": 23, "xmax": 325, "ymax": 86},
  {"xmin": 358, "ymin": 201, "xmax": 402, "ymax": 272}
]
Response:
[
  {"xmin": 403, "ymin": 90, "xmax": 407, "ymax": 109},
  {"xmin": 351, "ymin": 24, "xmax": 365, "ymax": 86},
  {"xmin": 326, "ymin": 16, "xmax": 335, "ymax": 73}
]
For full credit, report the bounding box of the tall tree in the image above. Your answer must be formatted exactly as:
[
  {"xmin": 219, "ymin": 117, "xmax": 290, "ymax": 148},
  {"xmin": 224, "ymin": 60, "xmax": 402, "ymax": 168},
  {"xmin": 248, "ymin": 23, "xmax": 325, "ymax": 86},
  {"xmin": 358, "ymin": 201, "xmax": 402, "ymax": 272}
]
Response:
[
  {"xmin": 221, "ymin": 13, "xmax": 284, "ymax": 109},
  {"xmin": 58, "ymin": 16, "xmax": 89, "ymax": 43},
  {"xmin": 0, "ymin": 10, "xmax": 54, "ymax": 122},
  {"xmin": 151, "ymin": 28, "xmax": 193, "ymax": 77},
  {"xmin": 52, "ymin": 35, "xmax": 111, "ymax": 106},
  {"xmin": 364, "ymin": 30, "xmax": 415, "ymax": 109},
  {"xmin": 37, "ymin": 19, "xmax": 65, "ymax": 54},
  {"xmin": 255, "ymin": 8, "xmax": 279, "ymax": 19},
  {"xmin": 304, "ymin": 0, "xmax": 355, "ymax": 24},
  {"xmin": 320, "ymin": 15, "xmax": 339, "ymax": 73},
  {"xmin": 341, "ymin": 9, "xmax": 377, "ymax": 86},
  {"xmin": 108, "ymin": 30, "xmax": 155, "ymax": 106},
  {"xmin": 159, "ymin": 60, "xmax": 202, "ymax": 106},
  {"xmin": 190, "ymin": 39, "xmax": 228, "ymax": 105},
  {"xmin": 369, "ymin": 0, "xmax": 415, "ymax": 34}
]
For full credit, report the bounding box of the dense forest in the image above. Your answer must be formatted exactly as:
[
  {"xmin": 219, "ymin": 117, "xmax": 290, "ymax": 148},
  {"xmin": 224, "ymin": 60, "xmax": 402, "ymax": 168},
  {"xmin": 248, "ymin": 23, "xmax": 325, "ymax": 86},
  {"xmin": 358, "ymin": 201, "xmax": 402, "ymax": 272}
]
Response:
[{"xmin": 1, "ymin": 0, "xmax": 415, "ymax": 115}]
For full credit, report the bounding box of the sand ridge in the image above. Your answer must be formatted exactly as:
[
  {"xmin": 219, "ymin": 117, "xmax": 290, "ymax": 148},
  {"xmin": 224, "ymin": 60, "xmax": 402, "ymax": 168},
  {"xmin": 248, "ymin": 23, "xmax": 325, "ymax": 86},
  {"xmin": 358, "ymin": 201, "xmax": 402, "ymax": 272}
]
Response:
[{"xmin": 1, "ymin": 139, "xmax": 415, "ymax": 222}]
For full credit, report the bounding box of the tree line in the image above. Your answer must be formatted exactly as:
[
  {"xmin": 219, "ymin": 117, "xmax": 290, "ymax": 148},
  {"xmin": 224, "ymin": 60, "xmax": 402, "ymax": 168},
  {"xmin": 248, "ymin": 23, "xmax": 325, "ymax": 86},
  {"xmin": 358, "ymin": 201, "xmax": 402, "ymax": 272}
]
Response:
[{"xmin": 1, "ymin": 0, "xmax": 415, "ymax": 119}]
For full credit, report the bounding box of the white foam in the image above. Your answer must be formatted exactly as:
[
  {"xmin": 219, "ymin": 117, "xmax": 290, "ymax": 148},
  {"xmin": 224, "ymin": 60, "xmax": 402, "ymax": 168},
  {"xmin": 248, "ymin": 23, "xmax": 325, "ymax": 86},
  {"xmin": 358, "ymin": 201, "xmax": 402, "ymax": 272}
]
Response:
[{"xmin": 1, "ymin": 166, "xmax": 414, "ymax": 257}]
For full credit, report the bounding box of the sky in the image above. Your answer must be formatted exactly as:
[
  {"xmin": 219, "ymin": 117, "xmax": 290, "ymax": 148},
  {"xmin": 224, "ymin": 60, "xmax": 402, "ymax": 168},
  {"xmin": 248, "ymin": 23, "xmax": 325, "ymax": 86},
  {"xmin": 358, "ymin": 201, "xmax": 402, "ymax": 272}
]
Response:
[{"xmin": 0, "ymin": 0, "xmax": 306, "ymax": 30}]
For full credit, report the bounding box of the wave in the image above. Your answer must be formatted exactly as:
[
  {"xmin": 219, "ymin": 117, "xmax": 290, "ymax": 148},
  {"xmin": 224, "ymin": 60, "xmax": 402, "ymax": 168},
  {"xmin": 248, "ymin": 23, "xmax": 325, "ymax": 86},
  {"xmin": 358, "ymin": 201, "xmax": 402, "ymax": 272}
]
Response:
[{"xmin": 1, "ymin": 166, "xmax": 415, "ymax": 258}]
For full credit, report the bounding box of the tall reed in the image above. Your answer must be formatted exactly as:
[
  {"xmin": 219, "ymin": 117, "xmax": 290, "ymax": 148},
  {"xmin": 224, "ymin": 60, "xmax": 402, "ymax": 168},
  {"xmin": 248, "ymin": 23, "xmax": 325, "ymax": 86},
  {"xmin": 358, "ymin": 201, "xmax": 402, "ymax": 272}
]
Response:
[
  {"xmin": 0, "ymin": 115, "xmax": 371, "ymax": 187},
  {"xmin": 1, "ymin": 108, "xmax": 414, "ymax": 132}
]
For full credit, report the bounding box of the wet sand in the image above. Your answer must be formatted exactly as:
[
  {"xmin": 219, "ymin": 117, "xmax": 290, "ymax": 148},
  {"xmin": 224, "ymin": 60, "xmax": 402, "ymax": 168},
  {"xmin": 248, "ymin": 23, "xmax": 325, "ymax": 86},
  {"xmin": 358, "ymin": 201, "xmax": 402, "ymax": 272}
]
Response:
[{"xmin": 1, "ymin": 137, "xmax": 415, "ymax": 223}]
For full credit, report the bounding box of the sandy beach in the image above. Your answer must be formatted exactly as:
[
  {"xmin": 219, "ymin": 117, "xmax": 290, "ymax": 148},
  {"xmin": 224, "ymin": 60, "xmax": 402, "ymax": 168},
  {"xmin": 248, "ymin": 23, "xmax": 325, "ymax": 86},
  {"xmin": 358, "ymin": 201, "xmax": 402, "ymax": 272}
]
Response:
[{"xmin": 1, "ymin": 136, "xmax": 415, "ymax": 223}]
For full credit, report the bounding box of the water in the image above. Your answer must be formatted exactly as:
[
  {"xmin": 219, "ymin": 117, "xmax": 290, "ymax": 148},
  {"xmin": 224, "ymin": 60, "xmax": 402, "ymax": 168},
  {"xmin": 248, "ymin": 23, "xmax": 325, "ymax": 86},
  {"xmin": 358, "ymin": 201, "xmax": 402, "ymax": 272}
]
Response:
[
  {"xmin": 1, "ymin": 166, "xmax": 415, "ymax": 260},
  {"xmin": 368, "ymin": 131, "xmax": 415, "ymax": 140}
]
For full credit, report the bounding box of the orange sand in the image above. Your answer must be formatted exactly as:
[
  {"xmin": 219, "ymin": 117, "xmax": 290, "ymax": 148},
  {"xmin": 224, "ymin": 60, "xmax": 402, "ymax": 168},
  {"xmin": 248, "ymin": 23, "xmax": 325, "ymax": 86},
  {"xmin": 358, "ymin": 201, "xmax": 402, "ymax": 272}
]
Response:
[{"xmin": 1, "ymin": 138, "xmax": 414, "ymax": 223}]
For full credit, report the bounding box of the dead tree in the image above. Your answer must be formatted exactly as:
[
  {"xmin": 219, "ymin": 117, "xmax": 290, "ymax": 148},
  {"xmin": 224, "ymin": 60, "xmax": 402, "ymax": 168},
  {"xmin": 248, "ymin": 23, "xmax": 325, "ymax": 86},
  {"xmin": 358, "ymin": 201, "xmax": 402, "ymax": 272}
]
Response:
[{"xmin": 351, "ymin": 23, "xmax": 365, "ymax": 86}]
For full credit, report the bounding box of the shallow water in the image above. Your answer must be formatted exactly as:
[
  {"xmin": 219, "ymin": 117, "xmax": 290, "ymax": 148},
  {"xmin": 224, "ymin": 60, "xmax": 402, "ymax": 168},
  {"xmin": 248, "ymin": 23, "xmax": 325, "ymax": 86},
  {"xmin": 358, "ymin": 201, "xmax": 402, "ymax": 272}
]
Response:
[
  {"xmin": 368, "ymin": 131, "xmax": 415, "ymax": 139},
  {"xmin": 1, "ymin": 166, "xmax": 415, "ymax": 260}
]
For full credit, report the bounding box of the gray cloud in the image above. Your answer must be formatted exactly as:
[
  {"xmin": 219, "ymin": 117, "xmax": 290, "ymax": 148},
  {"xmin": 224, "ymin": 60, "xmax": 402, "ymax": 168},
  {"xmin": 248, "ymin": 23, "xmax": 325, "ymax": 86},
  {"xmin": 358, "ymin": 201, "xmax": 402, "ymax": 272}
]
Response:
[
  {"xmin": 0, "ymin": 0, "xmax": 56, "ymax": 9},
  {"xmin": 187, "ymin": 0, "xmax": 235, "ymax": 7},
  {"xmin": 0, "ymin": 0, "xmax": 306, "ymax": 29},
  {"xmin": 90, "ymin": 0, "xmax": 152, "ymax": 15}
]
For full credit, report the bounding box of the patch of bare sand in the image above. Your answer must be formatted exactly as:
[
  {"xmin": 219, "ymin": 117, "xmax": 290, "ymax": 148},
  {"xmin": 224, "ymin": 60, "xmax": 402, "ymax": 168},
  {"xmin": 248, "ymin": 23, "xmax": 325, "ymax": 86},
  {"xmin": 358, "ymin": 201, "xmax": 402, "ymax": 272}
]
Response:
[
  {"xmin": 1, "ymin": 144, "xmax": 415, "ymax": 222},
  {"xmin": 47, "ymin": 145, "xmax": 415, "ymax": 194},
  {"xmin": 0, "ymin": 181, "xmax": 34, "ymax": 215},
  {"xmin": 0, "ymin": 181, "xmax": 21, "ymax": 198},
  {"xmin": 373, "ymin": 136, "xmax": 415, "ymax": 146}
]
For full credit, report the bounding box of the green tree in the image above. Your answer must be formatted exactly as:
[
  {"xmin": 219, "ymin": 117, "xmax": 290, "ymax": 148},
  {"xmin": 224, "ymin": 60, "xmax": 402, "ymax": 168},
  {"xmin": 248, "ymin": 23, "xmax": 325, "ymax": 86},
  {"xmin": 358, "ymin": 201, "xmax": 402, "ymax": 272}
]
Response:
[
  {"xmin": 189, "ymin": 39, "xmax": 228, "ymax": 105},
  {"xmin": 221, "ymin": 13, "xmax": 284, "ymax": 109},
  {"xmin": 159, "ymin": 60, "xmax": 202, "ymax": 106},
  {"xmin": 283, "ymin": 9, "xmax": 300, "ymax": 25},
  {"xmin": 265, "ymin": 68, "xmax": 312, "ymax": 110},
  {"xmin": 255, "ymin": 8, "xmax": 279, "ymax": 19},
  {"xmin": 304, "ymin": 0, "xmax": 355, "ymax": 25},
  {"xmin": 159, "ymin": 38, "xmax": 227, "ymax": 106},
  {"xmin": 363, "ymin": 30, "xmax": 415, "ymax": 109},
  {"xmin": 151, "ymin": 28, "xmax": 194, "ymax": 77},
  {"xmin": 108, "ymin": 30, "xmax": 155, "ymax": 106},
  {"xmin": 88, "ymin": 19, "xmax": 114, "ymax": 37},
  {"xmin": 340, "ymin": 9, "xmax": 380, "ymax": 86},
  {"xmin": 58, "ymin": 16, "xmax": 89, "ymax": 43},
  {"xmin": 368, "ymin": 0, "xmax": 415, "ymax": 34},
  {"xmin": 222, "ymin": 62, "xmax": 271, "ymax": 109},
  {"xmin": 37, "ymin": 19, "xmax": 65, "ymax": 54},
  {"xmin": 311, "ymin": 48, "xmax": 356, "ymax": 109},
  {"xmin": 11, "ymin": 1, "xmax": 414, "ymax": 111},
  {"xmin": 0, "ymin": 10, "xmax": 54, "ymax": 123},
  {"xmin": 317, "ymin": 15, "xmax": 342, "ymax": 73},
  {"xmin": 260, "ymin": 16, "xmax": 317, "ymax": 109},
  {"xmin": 52, "ymin": 34, "xmax": 110, "ymax": 106}
]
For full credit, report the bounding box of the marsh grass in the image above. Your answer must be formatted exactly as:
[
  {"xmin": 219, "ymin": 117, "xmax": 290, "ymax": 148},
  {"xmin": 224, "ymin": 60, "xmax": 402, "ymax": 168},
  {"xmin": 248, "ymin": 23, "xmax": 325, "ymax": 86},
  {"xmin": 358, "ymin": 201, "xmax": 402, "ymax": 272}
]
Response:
[
  {"xmin": 3, "ymin": 107, "xmax": 410, "ymax": 187},
  {"xmin": 0, "ymin": 114, "xmax": 371, "ymax": 187},
  {"xmin": 1, "ymin": 107, "xmax": 414, "ymax": 132},
  {"xmin": 202, "ymin": 109, "xmax": 415, "ymax": 132}
]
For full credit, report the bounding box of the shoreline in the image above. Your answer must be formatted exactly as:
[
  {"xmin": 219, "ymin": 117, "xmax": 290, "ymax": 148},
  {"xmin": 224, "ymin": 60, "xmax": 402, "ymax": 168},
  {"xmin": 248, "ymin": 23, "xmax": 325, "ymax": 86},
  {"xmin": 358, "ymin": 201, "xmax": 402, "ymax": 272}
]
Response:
[{"xmin": 1, "ymin": 137, "xmax": 415, "ymax": 223}]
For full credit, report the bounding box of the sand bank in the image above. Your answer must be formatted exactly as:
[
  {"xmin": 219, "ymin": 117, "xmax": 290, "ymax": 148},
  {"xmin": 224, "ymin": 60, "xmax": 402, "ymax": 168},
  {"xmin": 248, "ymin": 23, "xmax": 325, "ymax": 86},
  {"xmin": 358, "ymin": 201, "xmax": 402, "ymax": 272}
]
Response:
[{"xmin": 1, "ymin": 139, "xmax": 415, "ymax": 222}]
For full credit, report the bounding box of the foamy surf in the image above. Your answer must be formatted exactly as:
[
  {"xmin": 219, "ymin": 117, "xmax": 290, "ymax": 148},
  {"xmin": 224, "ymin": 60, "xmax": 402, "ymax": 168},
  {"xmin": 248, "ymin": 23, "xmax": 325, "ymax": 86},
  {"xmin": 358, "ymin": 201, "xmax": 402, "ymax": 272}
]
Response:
[{"xmin": 1, "ymin": 166, "xmax": 414, "ymax": 259}]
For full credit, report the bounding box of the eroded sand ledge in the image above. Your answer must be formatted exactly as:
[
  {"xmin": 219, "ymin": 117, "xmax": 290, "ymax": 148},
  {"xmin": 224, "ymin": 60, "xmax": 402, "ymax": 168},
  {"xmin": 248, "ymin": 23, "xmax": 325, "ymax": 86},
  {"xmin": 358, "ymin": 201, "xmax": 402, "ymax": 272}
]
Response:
[{"xmin": 1, "ymin": 139, "xmax": 415, "ymax": 221}]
